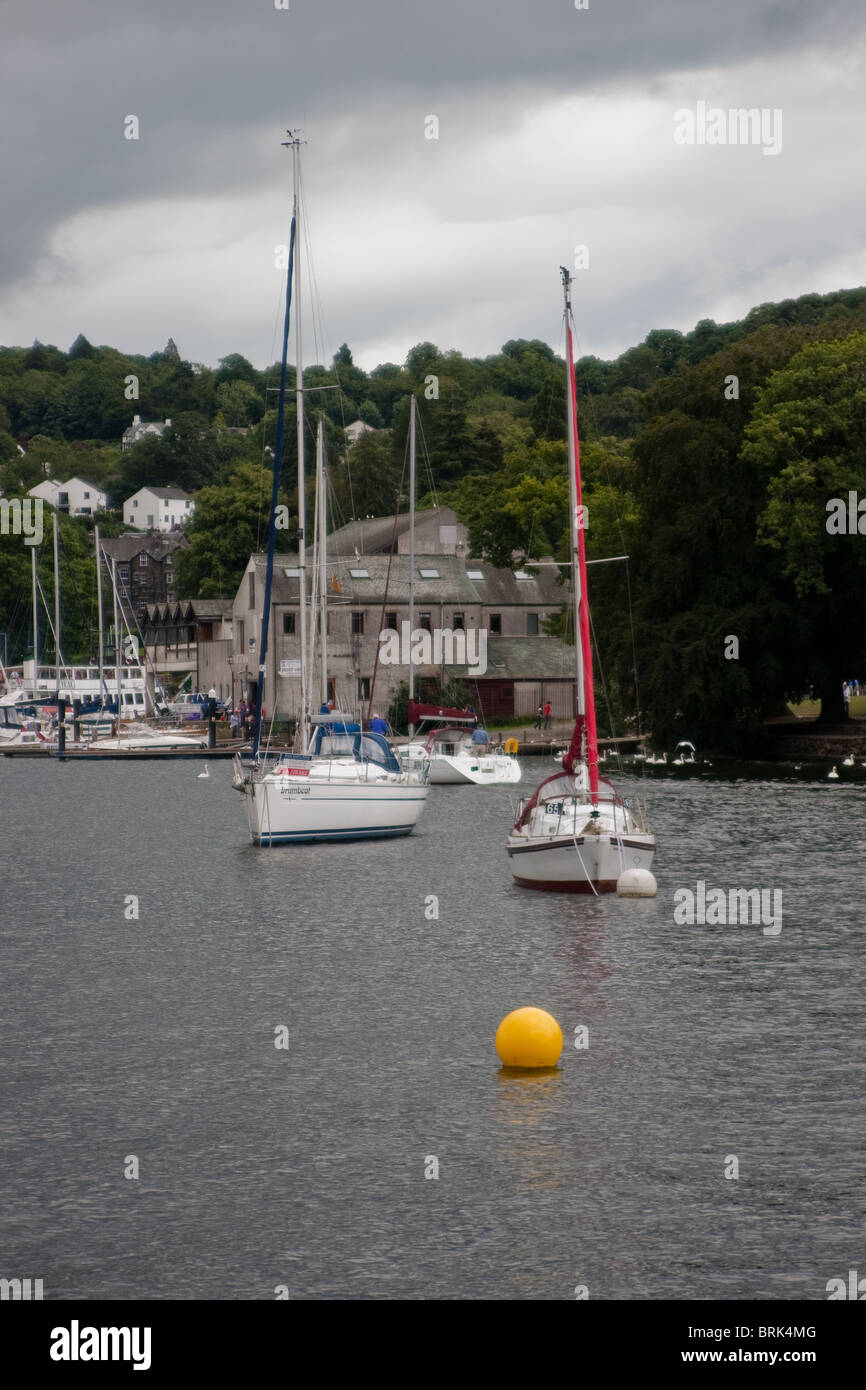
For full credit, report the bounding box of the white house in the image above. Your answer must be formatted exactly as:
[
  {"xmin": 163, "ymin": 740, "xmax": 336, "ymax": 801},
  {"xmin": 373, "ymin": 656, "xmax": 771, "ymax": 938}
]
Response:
[
  {"xmin": 123, "ymin": 485, "xmax": 195, "ymax": 532},
  {"xmin": 345, "ymin": 419, "xmax": 374, "ymax": 447},
  {"xmin": 28, "ymin": 476, "xmax": 107, "ymax": 516},
  {"xmin": 122, "ymin": 415, "xmax": 173, "ymax": 451}
]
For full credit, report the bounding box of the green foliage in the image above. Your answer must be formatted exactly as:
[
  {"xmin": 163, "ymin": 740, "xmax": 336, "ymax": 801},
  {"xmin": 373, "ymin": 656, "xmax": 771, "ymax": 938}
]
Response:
[{"xmin": 174, "ymin": 460, "xmax": 293, "ymax": 599}]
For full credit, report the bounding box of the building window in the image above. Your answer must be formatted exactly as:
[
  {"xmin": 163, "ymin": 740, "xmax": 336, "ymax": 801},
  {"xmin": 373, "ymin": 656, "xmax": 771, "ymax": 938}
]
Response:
[
  {"xmin": 238, "ymin": 620, "xmax": 245, "ymax": 653},
  {"xmin": 132, "ymin": 499, "xmax": 138, "ymax": 508},
  {"xmin": 146, "ymin": 515, "xmax": 154, "ymax": 526},
  {"xmin": 453, "ymin": 612, "xmax": 465, "ymax": 630},
  {"xmin": 83, "ymin": 490, "xmax": 90, "ymax": 499},
  {"xmin": 526, "ymin": 613, "xmax": 539, "ymax": 635},
  {"xmin": 357, "ymin": 676, "xmax": 371, "ymax": 700},
  {"xmin": 419, "ymin": 611, "xmax": 432, "ymax": 632},
  {"xmin": 139, "ymin": 554, "xmax": 148, "ymax": 567},
  {"xmin": 165, "ymin": 555, "xmax": 172, "ymax": 567},
  {"xmin": 489, "ymin": 613, "xmax": 501, "ymax": 635},
  {"xmin": 249, "ymin": 573, "xmax": 256, "ymax": 609},
  {"xmin": 385, "ymin": 610, "xmax": 398, "ymax": 631},
  {"xmin": 349, "ymin": 568, "xmax": 370, "ymax": 579},
  {"xmin": 119, "ymin": 565, "xmax": 130, "ymax": 580},
  {"xmin": 351, "ymin": 611, "xmax": 364, "ymax": 635},
  {"xmin": 283, "ymin": 613, "xmax": 295, "ymax": 635},
  {"xmin": 418, "ymin": 567, "xmax": 440, "ymax": 579}
]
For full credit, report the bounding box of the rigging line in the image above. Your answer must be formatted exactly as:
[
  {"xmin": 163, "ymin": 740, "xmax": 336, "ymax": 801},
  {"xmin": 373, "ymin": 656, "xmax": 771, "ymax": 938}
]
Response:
[
  {"xmin": 625, "ymin": 555, "xmax": 643, "ymax": 744},
  {"xmin": 413, "ymin": 408, "xmax": 439, "ymax": 511},
  {"xmin": 587, "ymin": 598, "xmax": 624, "ymax": 779},
  {"xmin": 365, "ymin": 426, "xmax": 411, "ymax": 721},
  {"xmin": 572, "ymin": 834, "xmax": 600, "ymax": 896}
]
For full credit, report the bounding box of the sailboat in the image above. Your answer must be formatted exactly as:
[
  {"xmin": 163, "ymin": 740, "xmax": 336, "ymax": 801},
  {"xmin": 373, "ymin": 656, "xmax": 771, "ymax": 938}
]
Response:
[
  {"xmin": 232, "ymin": 131, "xmax": 429, "ymax": 844},
  {"xmin": 506, "ymin": 269, "xmax": 655, "ymax": 892}
]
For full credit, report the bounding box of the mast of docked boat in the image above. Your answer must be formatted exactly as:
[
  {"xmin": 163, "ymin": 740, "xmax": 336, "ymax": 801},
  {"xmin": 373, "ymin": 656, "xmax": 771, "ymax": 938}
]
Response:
[
  {"xmin": 316, "ymin": 420, "xmax": 328, "ymax": 709},
  {"xmin": 292, "ymin": 133, "xmax": 309, "ymax": 751},
  {"xmin": 52, "ymin": 512, "xmax": 61, "ymax": 704},
  {"xmin": 94, "ymin": 526, "xmax": 106, "ymax": 709},
  {"xmin": 561, "ymin": 266, "xmax": 599, "ymax": 807},
  {"xmin": 252, "ymin": 129, "xmax": 300, "ymax": 758},
  {"xmin": 31, "ymin": 545, "xmax": 38, "ymax": 686},
  {"xmin": 407, "ymin": 393, "xmax": 416, "ymax": 739},
  {"xmin": 110, "ymin": 558, "xmax": 122, "ymax": 715}
]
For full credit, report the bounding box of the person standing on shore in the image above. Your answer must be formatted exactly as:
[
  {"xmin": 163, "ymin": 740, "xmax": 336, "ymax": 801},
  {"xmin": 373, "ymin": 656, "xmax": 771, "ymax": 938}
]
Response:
[
  {"xmin": 544, "ymin": 701, "xmax": 552, "ymax": 730},
  {"xmin": 535, "ymin": 704, "xmax": 543, "ymax": 729}
]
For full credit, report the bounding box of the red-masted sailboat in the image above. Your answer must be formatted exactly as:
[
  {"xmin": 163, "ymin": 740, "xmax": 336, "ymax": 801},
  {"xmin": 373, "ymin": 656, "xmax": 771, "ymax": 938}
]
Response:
[{"xmin": 506, "ymin": 268, "xmax": 655, "ymax": 892}]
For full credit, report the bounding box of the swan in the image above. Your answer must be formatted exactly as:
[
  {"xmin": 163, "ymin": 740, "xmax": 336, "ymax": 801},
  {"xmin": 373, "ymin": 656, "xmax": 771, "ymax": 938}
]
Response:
[
  {"xmin": 198, "ymin": 763, "xmax": 210, "ymax": 779},
  {"xmin": 843, "ymin": 753, "xmax": 855, "ymax": 766},
  {"xmin": 827, "ymin": 766, "xmax": 839, "ymax": 780}
]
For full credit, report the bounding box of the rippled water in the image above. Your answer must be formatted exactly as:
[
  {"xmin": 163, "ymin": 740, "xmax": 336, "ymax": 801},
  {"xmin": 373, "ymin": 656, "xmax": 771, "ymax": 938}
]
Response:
[{"xmin": 0, "ymin": 759, "xmax": 862, "ymax": 1299}]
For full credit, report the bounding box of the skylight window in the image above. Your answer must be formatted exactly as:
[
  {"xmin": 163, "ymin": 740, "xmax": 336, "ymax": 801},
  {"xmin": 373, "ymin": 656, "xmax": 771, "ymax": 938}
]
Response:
[
  {"xmin": 283, "ymin": 567, "xmax": 301, "ymax": 577},
  {"xmin": 418, "ymin": 567, "xmax": 440, "ymax": 579},
  {"xmin": 513, "ymin": 569, "xmax": 533, "ymax": 580},
  {"xmin": 349, "ymin": 568, "xmax": 370, "ymax": 578},
  {"xmin": 466, "ymin": 568, "xmax": 484, "ymax": 579}
]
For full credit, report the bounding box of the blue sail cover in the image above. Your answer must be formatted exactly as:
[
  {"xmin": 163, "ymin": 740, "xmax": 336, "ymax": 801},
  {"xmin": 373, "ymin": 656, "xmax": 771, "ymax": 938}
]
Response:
[{"xmin": 308, "ymin": 724, "xmax": 400, "ymax": 772}]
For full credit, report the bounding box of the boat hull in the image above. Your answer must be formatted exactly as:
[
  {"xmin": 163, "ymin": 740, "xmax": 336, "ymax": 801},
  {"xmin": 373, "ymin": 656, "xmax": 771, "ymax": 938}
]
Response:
[
  {"xmin": 428, "ymin": 753, "xmax": 521, "ymax": 785},
  {"xmin": 238, "ymin": 773, "xmax": 429, "ymax": 845},
  {"xmin": 507, "ymin": 828, "xmax": 655, "ymax": 893}
]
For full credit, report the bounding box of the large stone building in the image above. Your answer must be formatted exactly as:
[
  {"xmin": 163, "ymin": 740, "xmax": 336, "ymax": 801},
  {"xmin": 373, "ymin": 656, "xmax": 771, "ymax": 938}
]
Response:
[{"xmin": 222, "ymin": 533, "xmax": 577, "ymax": 723}]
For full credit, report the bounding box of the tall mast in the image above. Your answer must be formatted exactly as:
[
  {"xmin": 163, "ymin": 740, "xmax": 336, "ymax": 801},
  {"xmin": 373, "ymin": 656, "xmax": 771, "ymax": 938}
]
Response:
[
  {"xmin": 317, "ymin": 420, "xmax": 328, "ymax": 708},
  {"xmin": 31, "ymin": 545, "xmax": 38, "ymax": 677},
  {"xmin": 111, "ymin": 559, "xmax": 122, "ymax": 711},
  {"xmin": 95, "ymin": 526, "xmax": 105, "ymax": 706},
  {"xmin": 253, "ymin": 129, "xmax": 299, "ymax": 757},
  {"xmin": 561, "ymin": 266, "xmax": 599, "ymax": 806},
  {"xmin": 293, "ymin": 133, "xmax": 308, "ymax": 749},
  {"xmin": 408, "ymin": 393, "xmax": 416, "ymax": 738},
  {"xmin": 52, "ymin": 512, "xmax": 61, "ymax": 700}
]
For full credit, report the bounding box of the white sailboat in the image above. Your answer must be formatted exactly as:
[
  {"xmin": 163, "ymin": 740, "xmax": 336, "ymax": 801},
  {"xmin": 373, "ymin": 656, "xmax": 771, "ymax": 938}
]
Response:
[
  {"xmin": 506, "ymin": 269, "xmax": 655, "ymax": 892},
  {"xmin": 402, "ymin": 723, "xmax": 521, "ymax": 784},
  {"xmin": 232, "ymin": 131, "xmax": 429, "ymax": 845},
  {"xmin": 395, "ymin": 396, "xmax": 519, "ymax": 787}
]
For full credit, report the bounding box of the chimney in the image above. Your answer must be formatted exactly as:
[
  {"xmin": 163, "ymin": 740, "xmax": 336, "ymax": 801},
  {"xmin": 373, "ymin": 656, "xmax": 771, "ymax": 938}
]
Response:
[
  {"xmin": 133, "ymin": 414, "xmax": 141, "ymax": 425},
  {"xmin": 165, "ymin": 418, "xmax": 172, "ymax": 427}
]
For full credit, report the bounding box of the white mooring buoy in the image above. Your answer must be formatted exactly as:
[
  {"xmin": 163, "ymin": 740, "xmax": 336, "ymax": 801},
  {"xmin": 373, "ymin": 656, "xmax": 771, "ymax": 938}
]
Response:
[{"xmin": 617, "ymin": 868, "xmax": 657, "ymax": 898}]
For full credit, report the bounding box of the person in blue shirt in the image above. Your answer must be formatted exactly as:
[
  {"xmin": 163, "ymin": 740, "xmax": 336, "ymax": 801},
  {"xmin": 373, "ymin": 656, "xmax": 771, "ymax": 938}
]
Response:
[
  {"xmin": 471, "ymin": 726, "xmax": 490, "ymax": 748},
  {"xmin": 369, "ymin": 713, "xmax": 388, "ymax": 734}
]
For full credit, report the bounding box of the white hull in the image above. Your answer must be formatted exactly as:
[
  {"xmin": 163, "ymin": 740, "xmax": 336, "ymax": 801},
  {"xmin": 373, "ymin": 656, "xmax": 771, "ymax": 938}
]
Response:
[
  {"xmin": 87, "ymin": 726, "xmax": 207, "ymax": 750},
  {"xmin": 508, "ymin": 779, "xmax": 655, "ymax": 892},
  {"xmin": 429, "ymin": 752, "xmax": 521, "ymax": 784},
  {"xmin": 402, "ymin": 737, "xmax": 521, "ymax": 785},
  {"xmin": 234, "ymin": 755, "xmax": 429, "ymax": 844}
]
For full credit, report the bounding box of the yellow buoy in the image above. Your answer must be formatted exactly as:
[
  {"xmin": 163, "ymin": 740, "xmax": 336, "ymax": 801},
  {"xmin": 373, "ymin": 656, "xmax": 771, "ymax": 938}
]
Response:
[
  {"xmin": 495, "ymin": 1007, "xmax": 563, "ymax": 1068},
  {"xmin": 504, "ymin": 737, "xmax": 519, "ymax": 755}
]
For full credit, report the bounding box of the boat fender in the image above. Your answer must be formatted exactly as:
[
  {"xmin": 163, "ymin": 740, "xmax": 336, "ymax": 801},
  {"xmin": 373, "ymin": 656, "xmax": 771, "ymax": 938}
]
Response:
[{"xmin": 504, "ymin": 737, "xmax": 519, "ymax": 755}]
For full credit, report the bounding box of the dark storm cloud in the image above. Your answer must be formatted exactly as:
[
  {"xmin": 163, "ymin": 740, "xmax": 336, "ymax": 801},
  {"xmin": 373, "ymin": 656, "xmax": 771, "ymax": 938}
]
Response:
[{"xmin": 1, "ymin": 0, "xmax": 860, "ymax": 287}]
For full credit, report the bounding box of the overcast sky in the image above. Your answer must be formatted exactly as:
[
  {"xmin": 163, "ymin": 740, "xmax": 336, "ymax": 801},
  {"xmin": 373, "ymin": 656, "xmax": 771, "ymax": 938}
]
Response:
[{"xmin": 2, "ymin": 0, "xmax": 864, "ymax": 372}]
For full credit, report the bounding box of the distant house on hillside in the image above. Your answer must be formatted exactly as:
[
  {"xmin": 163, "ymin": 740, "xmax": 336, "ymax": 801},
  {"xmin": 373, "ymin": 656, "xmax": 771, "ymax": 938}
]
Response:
[
  {"xmin": 28, "ymin": 476, "xmax": 108, "ymax": 516},
  {"xmin": 122, "ymin": 414, "xmax": 172, "ymax": 451},
  {"xmin": 345, "ymin": 419, "xmax": 374, "ymax": 447},
  {"xmin": 100, "ymin": 531, "xmax": 190, "ymax": 620},
  {"xmin": 122, "ymin": 485, "xmax": 195, "ymax": 532}
]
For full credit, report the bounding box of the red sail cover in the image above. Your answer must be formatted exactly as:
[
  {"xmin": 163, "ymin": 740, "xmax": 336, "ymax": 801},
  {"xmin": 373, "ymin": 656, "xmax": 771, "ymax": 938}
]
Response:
[{"xmin": 408, "ymin": 701, "xmax": 476, "ymax": 726}]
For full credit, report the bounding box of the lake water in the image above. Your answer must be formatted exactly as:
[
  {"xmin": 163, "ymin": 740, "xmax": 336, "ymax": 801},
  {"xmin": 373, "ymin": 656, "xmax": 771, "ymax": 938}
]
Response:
[{"xmin": 0, "ymin": 758, "xmax": 862, "ymax": 1300}]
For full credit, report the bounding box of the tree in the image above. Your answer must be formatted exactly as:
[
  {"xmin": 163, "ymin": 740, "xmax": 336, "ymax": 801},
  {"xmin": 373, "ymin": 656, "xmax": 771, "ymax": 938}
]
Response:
[
  {"xmin": 743, "ymin": 333, "xmax": 866, "ymax": 721},
  {"xmin": 174, "ymin": 460, "xmax": 293, "ymax": 599}
]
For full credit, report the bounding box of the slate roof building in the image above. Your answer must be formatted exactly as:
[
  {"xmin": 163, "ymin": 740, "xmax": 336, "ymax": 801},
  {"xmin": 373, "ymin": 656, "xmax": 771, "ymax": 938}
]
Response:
[
  {"xmin": 100, "ymin": 531, "xmax": 190, "ymax": 621},
  {"xmin": 221, "ymin": 538, "xmax": 575, "ymax": 724}
]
